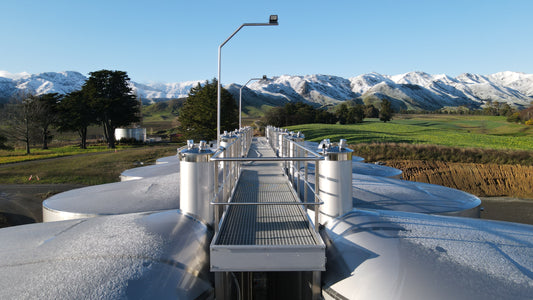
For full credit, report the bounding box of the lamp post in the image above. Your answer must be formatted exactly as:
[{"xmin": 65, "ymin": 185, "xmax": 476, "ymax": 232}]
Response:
[
  {"xmin": 239, "ymin": 75, "xmax": 267, "ymax": 129},
  {"xmin": 217, "ymin": 15, "xmax": 278, "ymax": 146}
]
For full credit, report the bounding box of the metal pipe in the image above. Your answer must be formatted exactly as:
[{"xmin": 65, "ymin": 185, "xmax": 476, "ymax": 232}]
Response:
[
  {"xmin": 214, "ymin": 159, "xmax": 220, "ymax": 232},
  {"xmin": 217, "ymin": 18, "xmax": 278, "ymax": 146},
  {"xmin": 211, "ymin": 157, "xmax": 323, "ymax": 162},
  {"xmin": 210, "ymin": 201, "xmax": 324, "ymax": 206},
  {"xmin": 239, "ymin": 77, "xmax": 265, "ymax": 129}
]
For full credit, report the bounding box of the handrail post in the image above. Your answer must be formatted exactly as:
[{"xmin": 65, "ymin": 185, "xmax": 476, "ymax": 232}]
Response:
[
  {"xmin": 223, "ymin": 159, "xmax": 228, "ymax": 202},
  {"xmin": 304, "ymin": 162, "xmax": 309, "ymax": 203},
  {"xmin": 314, "ymin": 161, "xmax": 320, "ymax": 232},
  {"xmin": 214, "ymin": 159, "xmax": 220, "ymax": 232}
]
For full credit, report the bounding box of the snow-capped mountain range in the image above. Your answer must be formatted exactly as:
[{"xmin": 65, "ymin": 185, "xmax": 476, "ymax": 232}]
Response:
[
  {"xmin": 231, "ymin": 72, "xmax": 533, "ymax": 111},
  {"xmin": 0, "ymin": 71, "xmax": 201, "ymax": 104},
  {"xmin": 1, "ymin": 70, "xmax": 532, "ymax": 111}
]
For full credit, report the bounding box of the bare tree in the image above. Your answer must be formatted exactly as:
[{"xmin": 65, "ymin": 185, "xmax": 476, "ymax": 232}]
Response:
[
  {"xmin": 1, "ymin": 91, "xmax": 40, "ymax": 154},
  {"xmin": 32, "ymin": 93, "xmax": 61, "ymax": 149}
]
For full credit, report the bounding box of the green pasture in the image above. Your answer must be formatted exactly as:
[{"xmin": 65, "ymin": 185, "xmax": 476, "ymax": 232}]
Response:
[
  {"xmin": 0, "ymin": 145, "xmax": 126, "ymax": 164},
  {"xmin": 287, "ymin": 116, "xmax": 533, "ymax": 151},
  {"xmin": 0, "ymin": 145, "xmax": 177, "ymax": 184}
]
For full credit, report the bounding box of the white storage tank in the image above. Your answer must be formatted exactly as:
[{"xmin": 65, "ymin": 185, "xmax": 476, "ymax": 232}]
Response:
[
  {"xmin": 115, "ymin": 127, "xmax": 146, "ymax": 142},
  {"xmin": 42, "ymin": 173, "xmax": 179, "ymax": 222}
]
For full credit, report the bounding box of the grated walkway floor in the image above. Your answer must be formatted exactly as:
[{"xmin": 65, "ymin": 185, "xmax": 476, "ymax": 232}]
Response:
[{"xmin": 210, "ymin": 137, "xmax": 325, "ymax": 272}]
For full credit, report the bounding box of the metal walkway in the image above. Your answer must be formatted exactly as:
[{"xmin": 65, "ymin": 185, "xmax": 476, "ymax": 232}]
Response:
[{"xmin": 210, "ymin": 137, "xmax": 325, "ymax": 272}]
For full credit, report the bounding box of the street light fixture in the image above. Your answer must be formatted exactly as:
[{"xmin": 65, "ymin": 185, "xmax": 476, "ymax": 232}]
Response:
[
  {"xmin": 239, "ymin": 75, "xmax": 267, "ymax": 128},
  {"xmin": 217, "ymin": 15, "xmax": 278, "ymax": 146}
]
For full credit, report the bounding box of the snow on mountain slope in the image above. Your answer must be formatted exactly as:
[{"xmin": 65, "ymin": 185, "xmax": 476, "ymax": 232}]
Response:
[
  {"xmin": 0, "ymin": 71, "xmax": 201, "ymax": 104},
  {"xmin": 1, "ymin": 70, "xmax": 532, "ymax": 110},
  {"xmin": 131, "ymin": 81, "xmax": 202, "ymax": 103},
  {"xmin": 487, "ymin": 71, "xmax": 533, "ymax": 96},
  {"xmin": 353, "ymin": 71, "xmax": 532, "ymax": 110},
  {"xmin": 349, "ymin": 73, "xmax": 395, "ymax": 95},
  {"xmin": 0, "ymin": 71, "xmax": 31, "ymax": 80},
  {"xmin": 248, "ymin": 74, "xmax": 358, "ymax": 106},
  {"xmin": 0, "ymin": 71, "xmax": 86, "ymax": 100},
  {"xmin": 390, "ymin": 71, "xmax": 436, "ymax": 86}
]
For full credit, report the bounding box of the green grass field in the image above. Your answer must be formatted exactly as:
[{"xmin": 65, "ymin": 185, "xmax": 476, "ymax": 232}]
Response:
[
  {"xmin": 0, "ymin": 145, "xmax": 178, "ymax": 185},
  {"xmin": 287, "ymin": 115, "xmax": 533, "ymax": 151},
  {"xmin": 0, "ymin": 145, "xmax": 125, "ymax": 164}
]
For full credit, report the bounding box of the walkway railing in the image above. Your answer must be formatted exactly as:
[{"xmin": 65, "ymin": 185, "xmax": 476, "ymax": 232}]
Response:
[{"xmin": 210, "ymin": 129, "xmax": 325, "ymax": 233}]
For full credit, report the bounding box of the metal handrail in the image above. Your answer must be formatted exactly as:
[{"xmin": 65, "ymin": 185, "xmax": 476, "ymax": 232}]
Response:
[
  {"xmin": 211, "ymin": 127, "xmax": 325, "ymax": 233},
  {"xmin": 211, "ymin": 156, "xmax": 322, "ymax": 162},
  {"xmin": 210, "ymin": 201, "xmax": 324, "ymax": 206}
]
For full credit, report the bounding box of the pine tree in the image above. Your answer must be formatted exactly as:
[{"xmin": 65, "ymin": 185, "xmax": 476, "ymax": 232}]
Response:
[
  {"xmin": 379, "ymin": 99, "xmax": 393, "ymax": 123},
  {"xmin": 56, "ymin": 90, "xmax": 95, "ymax": 149},
  {"xmin": 335, "ymin": 103, "xmax": 349, "ymax": 124},
  {"xmin": 82, "ymin": 70, "xmax": 140, "ymax": 148},
  {"xmin": 178, "ymin": 79, "xmax": 238, "ymax": 141}
]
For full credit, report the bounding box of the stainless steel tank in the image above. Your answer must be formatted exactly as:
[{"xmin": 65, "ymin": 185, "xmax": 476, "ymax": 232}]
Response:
[
  {"xmin": 179, "ymin": 140, "xmax": 215, "ymax": 225},
  {"xmin": 318, "ymin": 139, "xmax": 354, "ymax": 220}
]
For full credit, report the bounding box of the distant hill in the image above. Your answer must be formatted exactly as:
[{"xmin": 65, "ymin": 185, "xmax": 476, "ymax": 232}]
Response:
[
  {"xmin": 142, "ymin": 98, "xmax": 186, "ymax": 121},
  {"xmin": 1, "ymin": 70, "xmax": 532, "ymax": 111},
  {"xmin": 0, "ymin": 71, "xmax": 201, "ymax": 105},
  {"xmin": 226, "ymin": 72, "xmax": 533, "ymax": 112}
]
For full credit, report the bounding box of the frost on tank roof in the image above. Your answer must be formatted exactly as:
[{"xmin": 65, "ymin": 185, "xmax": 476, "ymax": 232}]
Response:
[
  {"xmin": 385, "ymin": 211, "xmax": 533, "ymax": 288},
  {"xmin": 0, "ymin": 211, "xmax": 213, "ymax": 299},
  {"xmin": 43, "ymin": 173, "xmax": 179, "ymax": 214},
  {"xmin": 326, "ymin": 210, "xmax": 533, "ymax": 299},
  {"xmin": 0, "ymin": 214, "xmax": 163, "ymax": 299},
  {"xmin": 351, "ymin": 173, "xmax": 480, "ymax": 213},
  {"xmin": 121, "ymin": 159, "xmax": 179, "ymax": 179}
]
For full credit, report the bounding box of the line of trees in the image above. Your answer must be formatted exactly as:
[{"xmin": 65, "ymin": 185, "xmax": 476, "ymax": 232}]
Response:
[
  {"xmin": 262, "ymin": 99, "xmax": 393, "ymax": 127},
  {"xmin": 0, "ymin": 70, "xmax": 140, "ymax": 153},
  {"xmin": 399, "ymin": 100, "xmax": 518, "ymax": 117}
]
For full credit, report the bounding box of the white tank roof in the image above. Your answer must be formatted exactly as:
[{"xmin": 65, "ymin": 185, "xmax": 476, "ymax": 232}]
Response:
[
  {"xmin": 156, "ymin": 155, "xmax": 179, "ymax": 165},
  {"xmin": 302, "ymin": 171, "xmax": 480, "ymax": 216},
  {"xmin": 352, "ymin": 161, "xmax": 403, "ymax": 178},
  {"xmin": 352, "ymin": 173, "xmax": 481, "ymax": 216},
  {"xmin": 120, "ymin": 160, "xmax": 179, "ymax": 181},
  {"xmin": 0, "ymin": 210, "xmax": 213, "ymax": 299},
  {"xmin": 42, "ymin": 173, "xmax": 179, "ymax": 221},
  {"xmin": 323, "ymin": 209, "xmax": 533, "ymax": 300}
]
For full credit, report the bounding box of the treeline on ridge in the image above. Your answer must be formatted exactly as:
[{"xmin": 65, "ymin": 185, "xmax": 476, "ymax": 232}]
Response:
[{"xmin": 262, "ymin": 100, "xmax": 393, "ymax": 127}]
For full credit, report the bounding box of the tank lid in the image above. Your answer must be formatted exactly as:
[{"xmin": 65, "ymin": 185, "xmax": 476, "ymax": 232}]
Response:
[
  {"xmin": 179, "ymin": 140, "xmax": 214, "ymax": 162},
  {"xmin": 318, "ymin": 139, "xmax": 353, "ymax": 161}
]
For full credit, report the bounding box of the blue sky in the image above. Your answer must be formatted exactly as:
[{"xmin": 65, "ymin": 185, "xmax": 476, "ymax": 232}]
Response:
[{"xmin": 1, "ymin": 0, "xmax": 532, "ymax": 84}]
